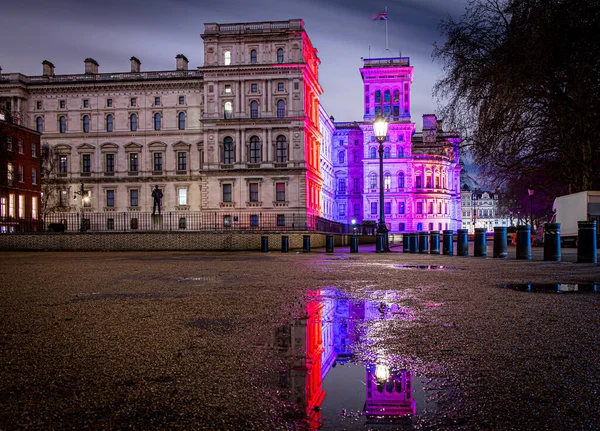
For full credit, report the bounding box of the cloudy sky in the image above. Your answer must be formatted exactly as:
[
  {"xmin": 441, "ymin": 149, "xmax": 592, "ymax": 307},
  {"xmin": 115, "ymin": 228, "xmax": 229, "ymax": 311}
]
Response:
[{"xmin": 0, "ymin": 0, "xmax": 468, "ymax": 128}]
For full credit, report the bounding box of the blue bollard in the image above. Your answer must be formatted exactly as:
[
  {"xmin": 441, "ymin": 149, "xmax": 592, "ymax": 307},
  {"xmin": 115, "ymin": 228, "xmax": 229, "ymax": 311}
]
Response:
[
  {"xmin": 326, "ymin": 235, "xmax": 334, "ymax": 253},
  {"xmin": 418, "ymin": 231, "xmax": 429, "ymax": 254},
  {"xmin": 493, "ymin": 227, "xmax": 507, "ymax": 258},
  {"xmin": 350, "ymin": 235, "xmax": 359, "ymax": 253},
  {"xmin": 516, "ymin": 225, "xmax": 532, "ymax": 260},
  {"xmin": 429, "ymin": 231, "xmax": 440, "ymax": 255},
  {"xmin": 409, "ymin": 233, "xmax": 418, "ymax": 253},
  {"xmin": 403, "ymin": 233, "xmax": 410, "ymax": 253},
  {"xmin": 457, "ymin": 229, "xmax": 469, "ymax": 256},
  {"xmin": 442, "ymin": 230, "xmax": 454, "ymax": 255},
  {"xmin": 474, "ymin": 228, "xmax": 487, "ymax": 257}
]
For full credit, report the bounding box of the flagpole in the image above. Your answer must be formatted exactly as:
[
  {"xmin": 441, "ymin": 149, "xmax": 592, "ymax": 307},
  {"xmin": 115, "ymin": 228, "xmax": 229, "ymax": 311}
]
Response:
[{"xmin": 385, "ymin": 5, "xmax": 389, "ymax": 54}]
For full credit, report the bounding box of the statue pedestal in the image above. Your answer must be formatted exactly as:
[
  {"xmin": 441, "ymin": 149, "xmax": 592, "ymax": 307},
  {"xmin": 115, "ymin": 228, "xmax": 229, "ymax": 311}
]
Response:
[{"xmin": 151, "ymin": 215, "xmax": 163, "ymax": 231}]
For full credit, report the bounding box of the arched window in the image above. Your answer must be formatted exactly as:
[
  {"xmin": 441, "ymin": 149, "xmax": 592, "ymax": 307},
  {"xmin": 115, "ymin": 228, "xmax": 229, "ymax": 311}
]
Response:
[
  {"xmin": 224, "ymin": 101, "xmax": 233, "ymax": 119},
  {"xmin": 154, "ymin": 113, "xmax": 161, "ymax": 131},
  {"xmin": 36, "ymin": 117, "xmax": 43, "ymax": 133},
  {"xmin": 106, "ymin": 114, "xmax": 113, "ymax": 132},
  {"xmin": 276, "ymin": 135, "xmax": 287, "ymax": 163},
  {"xmin": 250, "ymin": 100, "xmax": 259, "ymax": 118},
  {"xmin": 130, "ymin": 113, "xmax": 137, "ymax": 131},
  {"xmin": 178, "ymin": 112, "xmax": 186, "ymax": 130},
  {"xmin": 223, "ymin": 137, "xmax": 234, "ymax": 164},
  {"xmin": 384, "ymin": 90, "xmax": 391, "ymax": 103},
  {"xmin": 338, "ymin": 151, "xmax": 345, "ymax": 164},
  {"xmin": 249, "ymin": 136, "xmax": 261, "ymax": 163},
  {"xmin": 375, "ymin": 90, "xmax": 381, "ymax": 103},
  {"xmin": 277, "ymin": 48, "xmax": 284, "ymax": 63},
  {"xmin": 370, "ymin": 173, "xmax": 377, "ymax": 189},
  {"xmin": 82, "ymin": 115, "xmax": 90, "ymax": 133},
  {"xmin": 276, "ymin": 100, "xmax": 285, "ymax": 118},
  {"xmin": 397, "ymin": 146, "xmax": 404, "ymax": 158},
  {"xmin": 398, "ymin": 172, "xmax": 405, "ymax": 189},
  {"xmin": 393, "ymin": 90, "xmax": 400, "ymax": 102},
  {"xmin": 59, "ymin": 116, "xmax": 66, "ymax": 133},
  {"xmin": 250, "ymin": 49, "xmax": 257, "ymax": 64},
  {"xmin": 224, "ymin": 51, "xmax": 231, "ymax": 65},
  {"xmin": 369, "ymin": 147, "xmax": 376, "ymax": 159},
  {"xmin": 384, "ymin": 147, "xmax": 391, "ymax": 159},
  {"xmin": 384, "ymin": 172, "xmax": 391, "ymax": 189}
]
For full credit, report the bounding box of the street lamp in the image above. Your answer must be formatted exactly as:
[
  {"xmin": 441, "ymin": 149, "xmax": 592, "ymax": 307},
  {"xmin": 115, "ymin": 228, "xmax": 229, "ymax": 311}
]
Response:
[
  {"xmin": 373, "ymin": 114, "xmax": 389, "ymax": 252},
  {"xmin": 74, "ymin": 183, "xmax": 89, "ymax": 232},
  {"xmin": 527, "ymin": 186, "xmax": 534, "ymax": 228}
]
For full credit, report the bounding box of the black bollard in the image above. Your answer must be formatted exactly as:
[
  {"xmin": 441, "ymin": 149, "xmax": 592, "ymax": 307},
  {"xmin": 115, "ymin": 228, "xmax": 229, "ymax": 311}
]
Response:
[
  {"xmin": 543, "ymin": 223, "xmax": 561, "ymax": 262},
  {"xmin": 281, "ymin": 235, "xmax": 289, "ymax": 253},
  {"xmin": 409, "ymin": 233, "xmax": 418, "ymax": 253},
  {"xmin": 403, "ymin": 233, "xmax": 410, "ymax": 253},
  {"xmin": 457, "ymin": 229, "xmax": 469, "ymax": 256},
  {"xmin": 326, "ymin": 235, "xmax": 334, "ymax": 253},
  {"xmin": 430, "ymin": 231, "xmax": 440, "ymax": 254},
  {"xmin": 418, "ymin": 231, "xmax": 429, "ymax": 254},
  {"xmin": 442, "ymin": 230, "xmax": 454, "ymax": 255},
  {"xmin": 376, "ymin": 234, "xmax": 384, "ymax": 253},
  {"xmin": 516, "ymin": 225, "xmax": 532, "ymax": 260},
  {"xmin": 303, "ymin": 235, "xmax": 311, "ymax": 253},
  {"xmin": 474, "ymin": 228, "xmax": 487, "ymax": 257},
  {"xmin": 261, "ymin": 236, "xmax": 269, "ymax": 253},
  {"xmin": 350, "ymin": 235, "xmax": 359, "ymax": 253},
  {"xmin": 493, "ymin": 226, "xmax": 508, "ymax": 258},
  {"xmin": 577, "ymin": 221, "xmax": 597, "ymax": 264}
]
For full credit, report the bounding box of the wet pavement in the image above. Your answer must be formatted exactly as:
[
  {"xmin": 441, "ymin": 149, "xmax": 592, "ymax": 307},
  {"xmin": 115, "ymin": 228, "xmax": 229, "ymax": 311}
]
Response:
[{"xmin": 1, "ymin": 249, "xmax": 599, "ymax": 430}]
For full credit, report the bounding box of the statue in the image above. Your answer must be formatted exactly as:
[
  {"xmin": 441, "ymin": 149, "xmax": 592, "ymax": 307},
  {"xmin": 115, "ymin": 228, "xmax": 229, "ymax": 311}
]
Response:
[{"xmin": 151, "ymin": 185, "xmax": 163, "ymax": 216}]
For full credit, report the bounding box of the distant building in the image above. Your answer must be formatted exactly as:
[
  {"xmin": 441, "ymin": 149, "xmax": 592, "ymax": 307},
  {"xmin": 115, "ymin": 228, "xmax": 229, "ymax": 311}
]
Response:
[
  {"xmin": 460, "ymin": 185, "xmax": 510, "ymax": 232},
  {"xmin": 0, "ymin": 120, "xmax": 41, "ymax": 231}
]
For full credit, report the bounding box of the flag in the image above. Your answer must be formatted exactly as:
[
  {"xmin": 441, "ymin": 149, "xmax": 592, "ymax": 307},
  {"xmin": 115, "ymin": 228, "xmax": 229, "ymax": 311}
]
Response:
[{"xmin": 372, "ymin": 11, "xmax": 387, "ymax": 21}]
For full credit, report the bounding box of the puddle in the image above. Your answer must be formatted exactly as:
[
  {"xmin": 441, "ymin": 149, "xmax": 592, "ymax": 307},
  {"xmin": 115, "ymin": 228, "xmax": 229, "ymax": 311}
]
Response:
[
  {"xmin": 275, "ymin": 288, "xmax": 445, "ymax": 429},
  {"xmin": 503, "ymin": 283, "xmax": 599, "ymax": 293},
  {"xmin": 395, "ymin": 265, "xmax": 457, "ymax": 270}
]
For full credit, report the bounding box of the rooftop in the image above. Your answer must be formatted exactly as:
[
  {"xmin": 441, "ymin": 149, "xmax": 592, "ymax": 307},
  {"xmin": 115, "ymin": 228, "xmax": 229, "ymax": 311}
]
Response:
[
  {"xmin": 362, "ymin": 57, "xmax": 410, "ymax": 68},
  {"xmin": 0, "ymin": 70, "xmax": 203, "ymax": 85}
]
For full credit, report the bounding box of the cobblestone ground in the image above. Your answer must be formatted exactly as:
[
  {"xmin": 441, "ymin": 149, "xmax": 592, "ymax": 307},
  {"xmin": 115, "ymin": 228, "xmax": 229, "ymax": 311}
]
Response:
[{"xmin": 1, "ymin": 248, "xmax": 599, "ymax": 430}]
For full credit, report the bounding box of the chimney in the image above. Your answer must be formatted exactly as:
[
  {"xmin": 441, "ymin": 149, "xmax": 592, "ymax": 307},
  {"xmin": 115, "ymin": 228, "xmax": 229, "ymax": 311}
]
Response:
[
  {"xmin": 422, "ymin": 114, "xmax": 437, "ymax": 130},
  {"xmin": 42, "ymin": 60, "xmax": 55, "ymax": 76},
  {"xmin": 84, "ymin": 58, "xmax": 99, "ymax": 74},
  {"xmin": 176, "ymin": 54, "xmax": 189, "ymax": 71},
  {"xmin": 130, "ymin": 56, "xmax": 141, "ymax": 73},
  {"xmin": 436, "ymin": 119, "xmax": 444, "ymax": 132}
]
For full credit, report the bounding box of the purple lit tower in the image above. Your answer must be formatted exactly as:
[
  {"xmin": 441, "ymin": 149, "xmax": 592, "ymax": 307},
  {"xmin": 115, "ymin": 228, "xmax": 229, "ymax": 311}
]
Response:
[{"xmin": 327, "ymin": 57, "xmax": 462, "ymax": 232}]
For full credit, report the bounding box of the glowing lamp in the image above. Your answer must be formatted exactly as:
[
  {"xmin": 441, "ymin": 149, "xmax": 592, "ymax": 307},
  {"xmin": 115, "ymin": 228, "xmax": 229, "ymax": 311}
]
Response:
[
  {"xmin": 351, "ymin": 219, "xmax": 356, "ymax": 225},
  {"xmin": 373, "ymin": 114, "xmax": 388, "ymax": 144},
  {"xmin": 375, "ymin": 364, "xmax": 390, "ymax": 383}
]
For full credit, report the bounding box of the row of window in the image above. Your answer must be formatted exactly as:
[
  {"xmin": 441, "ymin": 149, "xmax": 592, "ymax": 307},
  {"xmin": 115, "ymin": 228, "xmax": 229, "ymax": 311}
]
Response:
[
  {"xmin": 221, "ymin": 136, "xmax": 288, "ymax": 164},
  {"xmin": 42, "ymin": 112, "xmax": 187, "ymax": 134},
  {"xmin": 223, "ymin": 48, "xmax": 285, "ymax": 66},
  {"xmin": 462, "ymin": 209, "xmax": 499, "ymax": 217},
  {"xmin": 35, "ymin": 96, "xmax": 186, "ymax": 111},
  {"xmin": 58, "ymin": 151, "xmax": 190, "ymax": 175},
  {"xmin": 366, "ymin": 86, "xmax": 410, "ymax": 117},
  {"xmin": 6, "ymin": 163, "xmax": 38, "ymax": 186},
  {"xmin": 221, "ymin": 183, "xmax": 286, "ymax": 203},
  {"xmin": 0, "ymin": 195, "xmax": 38, "ymax": 219},
  {"xmin": 224, "ymin": 81, "xmax": 288, "ymax": 94},
  {"xmin": 223, "ymin": 100, "xmax": 286, "ymax": 120},
  {"xmin": 4, "ymin": 136, "xmax": 38, "ymax": 157},
  {"xmin": 364, "ymin": 201, "xmax": 449, "ymax": 216}
]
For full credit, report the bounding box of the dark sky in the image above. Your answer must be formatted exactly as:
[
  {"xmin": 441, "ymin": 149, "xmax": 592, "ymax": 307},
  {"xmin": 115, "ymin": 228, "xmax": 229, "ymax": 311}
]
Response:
[{"xmin": 0, "ymin": 0, "xmax": 468, "ymax": 128}]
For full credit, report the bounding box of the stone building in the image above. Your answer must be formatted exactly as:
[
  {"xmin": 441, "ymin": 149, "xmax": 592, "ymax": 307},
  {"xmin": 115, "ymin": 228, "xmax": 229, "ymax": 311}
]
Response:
[{"xmin": 461, "ymin": 185, "xmax": 510, "ymax": 233}]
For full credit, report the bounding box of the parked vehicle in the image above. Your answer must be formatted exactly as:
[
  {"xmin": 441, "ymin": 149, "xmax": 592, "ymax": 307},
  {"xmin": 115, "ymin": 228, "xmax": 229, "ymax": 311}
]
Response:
[{"xmin": 552, "ymin": 191, "xmax": 600, "ymax": 247}]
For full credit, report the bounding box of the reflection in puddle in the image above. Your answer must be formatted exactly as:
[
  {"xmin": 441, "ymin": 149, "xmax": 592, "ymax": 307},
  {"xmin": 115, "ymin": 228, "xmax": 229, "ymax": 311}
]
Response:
[
  {"xmin": 503, "ymin": 283, "xmax": 598, "ymax": 293},
  {"xmin": 274, "ymin": 288, "xmax": 440, "ymax": 429},
  {"xmin": 395, "ymin": 265, "xmax": 456, "ymax": 270}
]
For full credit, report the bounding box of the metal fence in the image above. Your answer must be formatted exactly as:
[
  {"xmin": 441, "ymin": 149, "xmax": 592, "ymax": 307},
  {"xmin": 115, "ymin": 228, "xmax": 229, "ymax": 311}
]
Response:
[{"xmin": 0, "ymin": 211, "xmax": 353, "ymax": 234}]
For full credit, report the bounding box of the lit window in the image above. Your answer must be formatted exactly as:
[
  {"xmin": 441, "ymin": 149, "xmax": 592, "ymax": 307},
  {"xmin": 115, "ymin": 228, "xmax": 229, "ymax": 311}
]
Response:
[
  {"xmin": 7, "ymin": 163, "xmax": 14, "ymax": 185},
  {"xmin": 8, "ymin": 194, "xmax": 15, "ymax": 217},
  {"xmin": 276, "ymin": 183, "xmax": 285, "ymax": 201},
  {"xmin": 18, "ymin": 195, "xmax": 25, "ymax": 218},
  {"xmin": 129, "ymin": 153, "xmax": 138, "ymax": 172},
  {"xmin": 384, "ymin": 173, "xmax": 391, "ymax": 189},
  {"xmin": 224, "ymin": 102, "xmax": 233, "ymax": 119},
  {"xmin": 59, "ymin": 156, "xmax": 68, "ymax": 174},
  {"xmin": 225, "ymin": 84, "xmax": 231, "ymax": 94},
  {"xmin": 224, "ymin": 51, "xmax": 231, "ymax": 65},
  {"xmin": 17, "ymin": 139, "xmax": 24, "ymax": 153},
  {"xmin": 370, "ymin": 173, "xmax": 376, "ymax": 189},
  {"xmin": 178, "ymin": 188, "xmax": 187, "ymax": 206},
  {"xmin": 32, "ymin": 197, "xmax": 38, "ymax": 219},
  {"xmin": 31, "ymin": 167, "xmax": 37, "ymax": 184}
]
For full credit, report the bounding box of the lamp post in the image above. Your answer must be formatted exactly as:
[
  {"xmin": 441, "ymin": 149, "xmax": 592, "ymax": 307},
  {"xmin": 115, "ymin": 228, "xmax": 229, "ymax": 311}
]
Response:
[
  {"xmin": 527, "ymin": 186, "xmax": 534, "ymax": 228},
  {"xmin": 373, "ymin": 114, "xmax": 389, "ymax": 252},
  {"xmin": 74, "ymin": 183, "xmax": 89, "ymax": 232}
]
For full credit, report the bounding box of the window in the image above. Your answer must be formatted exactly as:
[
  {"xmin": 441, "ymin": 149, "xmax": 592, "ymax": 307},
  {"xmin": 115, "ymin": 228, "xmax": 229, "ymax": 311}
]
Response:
[
  {"xmin": 384, "ymin": 147, "xmax": 391, "ymax": 159},
  {"xmin": 399, "ymin": 201, "xmax": 405, "ymax": 214},
  {"xmin": 338, "ymin": 151, "xmax": 345, "ymax": 164},
  {"xmin": 17, "ymin": 165, "xmax": 23, "ymax": 182},
  {"xmin": 277, "ymin": 214, "xmax": 285, "ymax": 227},
  {"xmin": 154, "ymin": 96, "xmax": 161, "ymax": 106},
  {"xmin": 36, "ymin": 101, "xmax": 42, "ymax": 109},
  {"xmin": 370, "ymin": 173, "xmax": 377, "ymax": 189},
  {"xmin": 8, "ymin": 194, "xmax": 16, "ymax": 217},
  {"xmin": 59, "ymin": 156, "xmax": 68, "ymax": 174},
  {"xmin": 153, "ymin": 152, "xmax": 163, "ymax": 171},
  {"xmin": 384, "ymin": 173, "xmax": 391, "ymax": 189},
  {"xmin": 417, "ymin": 202, "xmax": 423, "ymax": 214},
  {"xmin": 249, "ymin": 183, "xmax": 259, "ymax": 202},
  {"xmin": 276, "ymin": 135, "xmax": 287, "ymax": 163},
  {"xmin": 224, "ymin": 101, "xmax": 233, "ymax": 119},
  {"xmin": 399, "ymin": 222, "xmax": 405, "ymax": 231},
  {"xmin": 435, "ymin": 177, "xmax": 440, "ymax": 188},
  {"xmin": 130, "ymin": 113, "xmax": 137, "ymax": 131},
  {"xmin": 353, "ymin": 178, "xmax": 360, "ymax": 193},
  {"xmin": 398, "ymin": 172, "xmax": 405, "ymax": 189},
  {"xmin": 250, "ymin": 101, "xmax": 259, "ymax": 118},
  {"xmin": 130, "ymin": 97, "xmax": 137, "ymax": 107},
  {"xmin": 276, "ymin": 183, "xmax": 285, "ymax": 201},
  {"xmin": 154, "ymin": 113, "xmax": 161, "ymax": 130},
  {"xmin": 178, "ymin": 112, "xmax": 186, "ymax": 130},
  {"xmin": 82, "ymin": 154, "xmax": 91, "ymax": 173},
  {"xmin": 31, "ymin": 143, "xmax": 37, "ymax": 158},
  {"xmin": 82, "ymin": 115, "xmax": 90, "ymax": 133},
  {"xmin": 428, "ymin": 202, "xmax": 433, "ymax": 214},
  {"xmin": 129, "ymin": 153, "xmax": 138, "ymax": 172},
  {"xmin": 426, "ymin": 176, "xmax": 432, "ymax": 188},
  {"xmin": 223, "ymin": 184, "xmax": 232, "ymax": 202},
  {"xmin": 130, "ymin": 190, "xmax": 139, "ymax": 207},
  {"xmin": 385, "ymin": 202, "xmax": 391, "ymax": 214},
  {"xmin": 59, "ymin": 190, "xmax": 68, "ymax": 207},
  {"xmin": 59, "ymin": 116, "xmax": 66, "ymax": 133},
  {"xmin": 249, "ymin": 136, "xmax": 261, "ymax": 163},
  {"xmin": 225, "ymin": 84, "xmax": 231, "ymax": 94},
  {"xmin": 106, "ymin": 114, "xmax": 113, "ymax": 132},
  {"xmin": 7, "ymin": 163, "xmax": 14, "ymax": 185},
  {"xmin": 250, "ymin": 214, "xmax": 258, "ymax": 227},
  {"xmin": 177, "ymin": 152, "xmax": 187, "ymax": 171},
  {"xmin": 32, "ymin": 197, "xmax": 38, "ymax": 219},
  {"xmin": 429, "ymin": 223, "xmax": 434, "ymax": 231},
  {"xmin": 354, "ymin": 203, "xmax": 360, "ymax": 216},
  {"xmin": 375, "ymin": 90, "xmax": 381, "ymax": 103},
  {"xmin": 416, "ymin": 222, "xmax": 423, "ymax": 231},
  {"xmin": 339, "ymin": 203, "xmax": 346, "ymax": 216},
  {"xmin": 369, "ymin": 147, "xmax": 376, "ymax": 159},
  {"xmin": 31, "ymin": 167, "xmax": 37, "ymax": 184},
  {"xmin": 224, "ymin": 51, "xmax": 231, "ymax": 65},
  {"xmin": 251, "ymin": 83, "xmax": 257, "ymax": 93},
  {"xmin": 250, "ymin": 49, "xmax": 257, "ymax": 64},
  {"xmin": 277, "ymin": 82, "xmax": 284, "ymax": 92},
  {"xmin": 277, "ymin": 48, "xmax": 284, "ymax": 63},
  {"xmin": 353, "ymin": 151, "xmax": 359, "ymax": 162},
  {"xmin": 105, "ymin": 154, "xmax": 115, "ymax": 173},
  {"xmin": 277, "ymin": 100, "xmax": 285, "ymax": 118},
  {"xmin": 36, "ymin": 117, "xmax": 43, "ymax": 133},
  {"xmin": 17, "ymin": 139, "xmax": 24, "ymax": 154},
  {"xmin": 178, "ymin": 188, "xmax": 187, "ymax": 206},
  {"xmin": 106, "ymin": 190, "xmax": 115, "ymax": 207},
  {"xmin": 371, "ymin": 202, "xmax": 377, "ymax": 215},
  {"xmin": 107, "ymin": 98, "xmax": 113, "ymax": 107},
  {"xmin": 18, "ymin": 195, "xmax": 25, "ymax": 218},
  {"xmin": 415, "ymin": 176, "xmax": 422, "ymax": 188},
  {"xmin": 59, "ymin": 100, "xmax": 65, "ymax": 109},
  {"xmin": 338, "ymin": 178, "xmax": 346, "ymax": 193},
  {"xmin": 178, "ymin": 96, "xmax": 185, "ymax": 105},
  {"xmin": 83, "ymin": 99, "xmax": 89, "ymax": 108},
  {"xmin": 83, "ymin": 190, "xmax": 91, "ymax": 208},
  {"xmin": 223, "ymin": 137, "xmax": 234, "ymax": 164}
]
